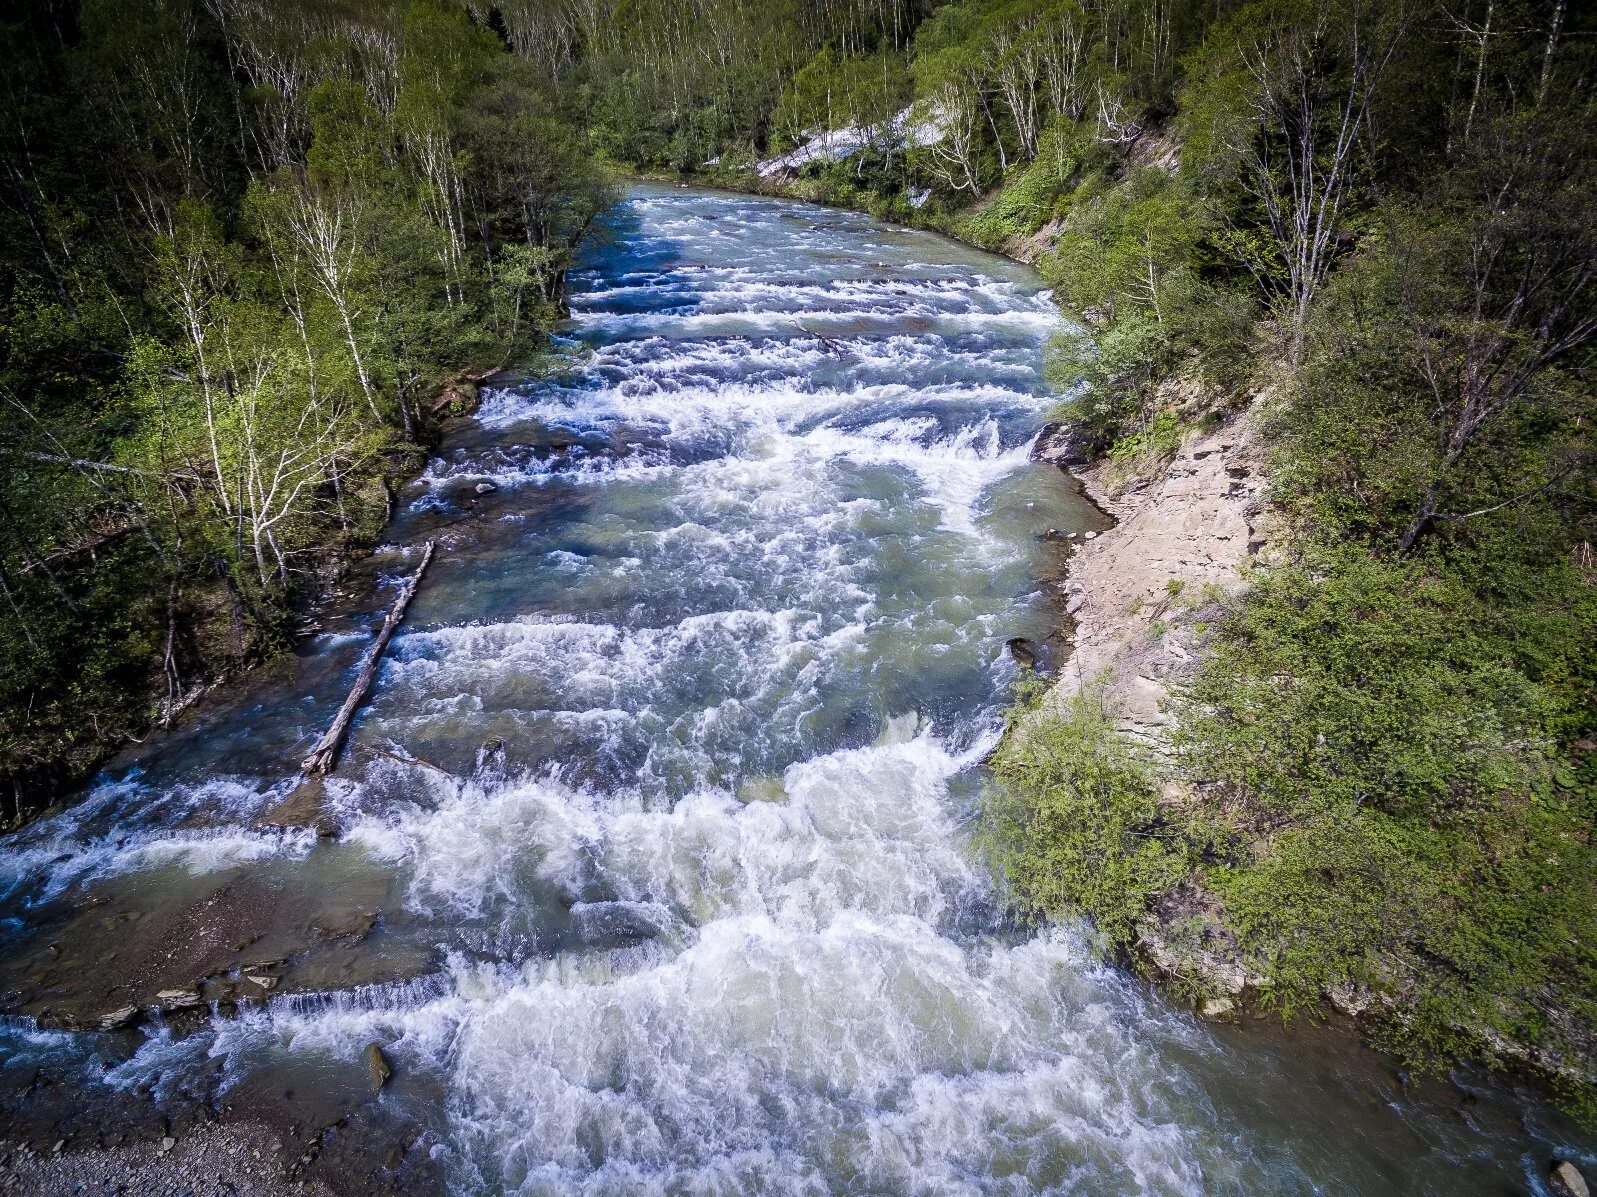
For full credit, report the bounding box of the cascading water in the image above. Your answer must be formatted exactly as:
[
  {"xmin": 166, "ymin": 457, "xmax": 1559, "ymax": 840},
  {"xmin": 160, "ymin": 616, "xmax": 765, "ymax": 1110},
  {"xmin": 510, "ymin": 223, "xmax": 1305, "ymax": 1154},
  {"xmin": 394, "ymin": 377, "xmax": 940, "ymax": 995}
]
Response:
[{"xmin": 0, "ymin": 185, "xmax": 1589, "ymax": 1195}]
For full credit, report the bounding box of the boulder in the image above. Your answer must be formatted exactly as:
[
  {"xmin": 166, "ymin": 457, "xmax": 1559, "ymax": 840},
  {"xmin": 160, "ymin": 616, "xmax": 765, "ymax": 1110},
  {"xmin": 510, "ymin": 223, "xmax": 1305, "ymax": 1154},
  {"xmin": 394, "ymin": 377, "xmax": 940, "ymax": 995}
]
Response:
[
  {"xmin": 1005, "ymin": 638, "xmax": 1037, "ymax": 670},
  {"xmin": 429, "ymin": 379, "xmax": 481, "ymax": 418},
  {"xmin": 1551, "ymin": 1160, "xmax": 1590, "ymax": 1197},
  {"xmin": 364, "ymin": 1041, "xmax": 392, "ymax": 1090},
  {"xmin": 1328, "ymin": 981, "xmax": 1374, "ymax": 1018},
  {"xmin": 98, "ymin": 1005, "xmax": 140, "ymax": 1031},
  {"xmin": 1198, "ymin": 996, "xmax": 1235, "ymax": 1021},
  {"xmin": 474, "ymin": 481, "xmax": 496, "ymax": 495},
  {"xmin": 1031, "ymin": 420, "xmax": 1095, "ymax": 470}
]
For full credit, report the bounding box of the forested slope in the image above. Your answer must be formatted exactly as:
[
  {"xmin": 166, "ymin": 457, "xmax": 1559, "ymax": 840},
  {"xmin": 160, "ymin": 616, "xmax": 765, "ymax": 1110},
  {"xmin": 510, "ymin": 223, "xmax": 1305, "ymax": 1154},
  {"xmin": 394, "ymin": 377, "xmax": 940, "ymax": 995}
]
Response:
[{"xmin": 0, "ymin": 0, "xmax": 613, "ymax": 814}]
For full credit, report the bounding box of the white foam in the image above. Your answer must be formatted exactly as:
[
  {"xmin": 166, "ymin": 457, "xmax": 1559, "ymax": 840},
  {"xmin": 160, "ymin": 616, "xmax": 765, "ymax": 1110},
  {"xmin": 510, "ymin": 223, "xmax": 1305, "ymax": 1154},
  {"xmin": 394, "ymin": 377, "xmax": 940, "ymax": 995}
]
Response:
[{"xmin": 0, "ymin": 778, "xmax": 306, "ymax": 901}]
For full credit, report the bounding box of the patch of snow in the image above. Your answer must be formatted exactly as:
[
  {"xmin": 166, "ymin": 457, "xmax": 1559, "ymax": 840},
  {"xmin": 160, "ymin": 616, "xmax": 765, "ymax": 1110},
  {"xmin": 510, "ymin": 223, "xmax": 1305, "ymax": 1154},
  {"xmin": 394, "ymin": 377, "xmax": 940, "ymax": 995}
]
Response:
[{"xmin": 756, "ymin": 106, "xmax": 948, "ymax": 179}]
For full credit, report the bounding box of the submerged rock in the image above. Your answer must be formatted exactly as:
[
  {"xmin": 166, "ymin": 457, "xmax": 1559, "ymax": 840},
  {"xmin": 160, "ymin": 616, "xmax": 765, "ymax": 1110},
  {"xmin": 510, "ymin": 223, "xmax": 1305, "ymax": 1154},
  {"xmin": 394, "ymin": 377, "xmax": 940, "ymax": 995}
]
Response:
[
  {"xmin": 363, "ymin": 1042, "xmax": 392, "ymax": 1090},
  {"xmin": 736, "ymin": 777, "xmax": 787, "ymax": 804}
]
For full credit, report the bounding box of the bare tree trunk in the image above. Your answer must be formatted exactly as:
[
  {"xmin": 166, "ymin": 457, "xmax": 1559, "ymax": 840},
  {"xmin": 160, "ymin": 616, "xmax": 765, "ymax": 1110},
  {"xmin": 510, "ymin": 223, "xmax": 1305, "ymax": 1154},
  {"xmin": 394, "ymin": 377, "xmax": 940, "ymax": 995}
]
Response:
[
  {"xmin": 301, "ymin": 541, "xmax": 436, "ymax": 775},
  {"xmin": 1538, "ymin": 0, "xmax": 1566, "ymax": 104},
  {"xmin": 1462, "ymin": 0, "xmax": 1493, "ymax": 147},
  {"xmin": 161, "ymin": 581, "xmax": 183, "ymax": 726}
]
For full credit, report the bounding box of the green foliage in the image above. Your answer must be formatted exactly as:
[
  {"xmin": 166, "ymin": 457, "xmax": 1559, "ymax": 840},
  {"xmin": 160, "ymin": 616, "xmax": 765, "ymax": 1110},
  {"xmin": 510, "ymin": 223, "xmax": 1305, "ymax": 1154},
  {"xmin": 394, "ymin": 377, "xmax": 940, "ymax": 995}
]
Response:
[
  {"xmin": 1037, "ymin": 166, "xmax": 1251, "ymax": 452},
  {"xmin": 1043, "ymin": 313, "xmax": 1177, "ymax": 453},
  {"xmin": 986, "ymin": 679, "xmax": 1188, "ymax": 947},
  {"xmin": 955, "ymin": 119, "xmax": 1103, "ymax": 247},
  {"xmin": 1179, "ymin": 551, "xmax": 1575, "ymax": 818},
  {"xmin": 1043, "ymin": 170, "xmax": 1198, "ymax": 320},
  {"xmin": 0, "ymin": 0, "xmax": 615, "ymax": 812},
  {"xmin": 1177, "ymin": 540, "xmax": 1597, "ymax": 1094},
  {"xmin": 1108, "ymin": 408, "xmax": 1184, "ymax": 471}
]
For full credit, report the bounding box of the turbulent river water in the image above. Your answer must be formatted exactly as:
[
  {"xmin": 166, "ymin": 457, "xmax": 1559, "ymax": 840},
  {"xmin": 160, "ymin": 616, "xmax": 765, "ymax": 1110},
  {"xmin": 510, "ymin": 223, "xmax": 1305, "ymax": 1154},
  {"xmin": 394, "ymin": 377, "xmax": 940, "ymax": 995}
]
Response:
[{"xmin": 1, "ymin": 185, "xmax": 1591, "ymax": 1195}]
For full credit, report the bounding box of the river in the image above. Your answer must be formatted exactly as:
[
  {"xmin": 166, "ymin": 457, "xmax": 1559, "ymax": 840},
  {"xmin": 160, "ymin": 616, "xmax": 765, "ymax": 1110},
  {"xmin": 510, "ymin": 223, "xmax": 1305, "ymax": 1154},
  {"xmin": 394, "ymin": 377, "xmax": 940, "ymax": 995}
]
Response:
[{"xmin": 0, "ymin": 184, "xmax": 1588, "ymax": 1195}]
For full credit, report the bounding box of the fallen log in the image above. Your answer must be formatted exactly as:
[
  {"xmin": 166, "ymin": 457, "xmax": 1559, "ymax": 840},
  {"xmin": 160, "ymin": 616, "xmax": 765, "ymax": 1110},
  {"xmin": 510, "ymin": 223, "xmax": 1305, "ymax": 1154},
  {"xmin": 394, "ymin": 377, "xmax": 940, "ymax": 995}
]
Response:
[
  {"xmin": 793, "ymin": 321, "xmax": 850, "ymax": 358},
  {"xmin": 360, "ymin": 742, "xmax": 456, "ymax": 778},
  {"xmin": 0, "ymin": 447, "xmax": 200, "ymax": 482},
  {"xmin": 300, "ymin": 541, "xmax": 436, "ymax": 776}
]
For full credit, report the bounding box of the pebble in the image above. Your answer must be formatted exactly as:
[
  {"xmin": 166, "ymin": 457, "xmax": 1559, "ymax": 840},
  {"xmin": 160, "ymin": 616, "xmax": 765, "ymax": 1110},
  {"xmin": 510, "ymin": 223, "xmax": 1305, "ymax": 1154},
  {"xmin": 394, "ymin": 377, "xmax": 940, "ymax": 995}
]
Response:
[{"xmin": 1551, "ymin": 1160, "xmax": 1591, "ymax": 1197}]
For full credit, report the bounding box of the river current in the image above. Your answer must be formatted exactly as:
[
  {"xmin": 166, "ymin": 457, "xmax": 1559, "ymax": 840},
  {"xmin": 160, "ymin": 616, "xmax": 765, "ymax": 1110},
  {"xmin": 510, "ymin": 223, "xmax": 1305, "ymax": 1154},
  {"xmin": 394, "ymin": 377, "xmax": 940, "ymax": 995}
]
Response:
[{"xmin": 0, "ymin": 185, "xmax": 1589, "ymax": 1195}]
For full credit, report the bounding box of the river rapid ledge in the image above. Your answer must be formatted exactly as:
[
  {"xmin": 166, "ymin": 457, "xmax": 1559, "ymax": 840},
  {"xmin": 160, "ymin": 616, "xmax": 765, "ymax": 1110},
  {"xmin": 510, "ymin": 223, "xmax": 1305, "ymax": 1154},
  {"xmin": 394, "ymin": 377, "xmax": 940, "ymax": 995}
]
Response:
[{"xmin": 0, "ymin": 185, "xmax": 1589, "ymax": 1196}]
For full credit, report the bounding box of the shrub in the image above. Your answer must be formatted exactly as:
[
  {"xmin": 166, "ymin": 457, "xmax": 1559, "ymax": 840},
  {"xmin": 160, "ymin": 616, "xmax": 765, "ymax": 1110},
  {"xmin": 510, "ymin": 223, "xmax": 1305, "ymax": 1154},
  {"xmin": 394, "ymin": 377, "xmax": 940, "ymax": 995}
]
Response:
[
  {"xmin": 1108, "ymin": 408, "xmax": 1184, "ymax": 473},
  {"xmin": 1178, "ymin": 546, "xmax": 1597, "ymax": 1103},
  {"xmin": 985, "ymin": 679, "xmax": 1188, "ymax": 947}
]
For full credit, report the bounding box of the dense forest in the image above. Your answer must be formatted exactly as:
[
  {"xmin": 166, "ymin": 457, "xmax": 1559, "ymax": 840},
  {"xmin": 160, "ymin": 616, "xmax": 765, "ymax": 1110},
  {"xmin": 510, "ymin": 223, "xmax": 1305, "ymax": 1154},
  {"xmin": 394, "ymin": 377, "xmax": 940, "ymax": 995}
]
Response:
[
  {"xmin": 3, "ymin": 0, "xmax": 1594, "ymax": 1111},
  {"xmin": 0, "ymin": 0, "xmax": 615, "ymax": 810}
]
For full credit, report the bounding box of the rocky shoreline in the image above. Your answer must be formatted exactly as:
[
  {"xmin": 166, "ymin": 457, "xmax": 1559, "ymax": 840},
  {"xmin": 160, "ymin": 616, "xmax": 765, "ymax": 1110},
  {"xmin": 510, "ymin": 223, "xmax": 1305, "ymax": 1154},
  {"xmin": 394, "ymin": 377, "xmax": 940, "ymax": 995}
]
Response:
[
  {"xmin": 1029, "ymin": 403, "xmax": 1276, "ymax": 1021},
  {"xmin": 0, "ymin": 1122, "xmax": 337, "ymax": 1197},
  {"xmin": 1035, "ymin": 408, "xmax": 1272, "ymax": 753}
]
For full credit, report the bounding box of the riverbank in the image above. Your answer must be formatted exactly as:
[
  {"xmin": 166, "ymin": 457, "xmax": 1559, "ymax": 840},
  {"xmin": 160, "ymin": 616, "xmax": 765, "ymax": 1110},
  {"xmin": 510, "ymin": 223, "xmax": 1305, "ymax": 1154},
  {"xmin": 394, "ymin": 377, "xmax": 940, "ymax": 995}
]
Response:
[
  {"xmin": 0, "ymin": 369, "xmax": 503, "ymax": 832},
  {"xmin": 0, "ymin": 1121, "xmax": 337, "ymax": 1197}
]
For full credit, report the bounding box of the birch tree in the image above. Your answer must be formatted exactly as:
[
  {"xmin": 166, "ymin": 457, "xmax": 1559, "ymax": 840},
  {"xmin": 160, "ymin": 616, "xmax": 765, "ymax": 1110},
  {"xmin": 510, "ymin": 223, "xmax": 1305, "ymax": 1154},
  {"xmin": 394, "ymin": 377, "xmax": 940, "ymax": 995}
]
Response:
[{"xmin": 1188, "ymin": 0, "xmax": 1410, "ymax": 361}]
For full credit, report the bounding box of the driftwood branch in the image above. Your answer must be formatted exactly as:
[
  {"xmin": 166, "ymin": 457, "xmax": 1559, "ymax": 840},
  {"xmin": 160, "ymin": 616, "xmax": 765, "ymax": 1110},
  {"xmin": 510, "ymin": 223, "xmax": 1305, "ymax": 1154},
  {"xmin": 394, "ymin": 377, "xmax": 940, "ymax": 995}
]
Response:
[
  {"xmin": 360, "ymin": 741, "xmax": 456, "ymax": 778},
  {"xmin": 0, "ymin": 447, "xmax": 198, "ymax": 481},
  {"xmin": 300, "ymin": 541, "xmax": 436, "ymax": 776},
  {"xmin": 794, "ymin": 321, "xmax": 849, "ymax": 358}
]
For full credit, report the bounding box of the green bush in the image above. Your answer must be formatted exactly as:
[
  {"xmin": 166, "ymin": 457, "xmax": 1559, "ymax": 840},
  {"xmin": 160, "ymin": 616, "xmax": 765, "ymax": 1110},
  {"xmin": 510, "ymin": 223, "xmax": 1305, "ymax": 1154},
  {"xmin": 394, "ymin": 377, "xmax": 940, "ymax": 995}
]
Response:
[
  {"xmin": 1109, "ymin": 408, "xmax": 1185, "ymax": 471},
  {"xmin": 985, "ymin": 679, "xmax": 1188, "ymax": 948},
  {"xmin": 1178, "ymin": 546, "xmax": 1597, "ymax": 1101},
  {"xmin": 1043, "ymin": 312, "xmax": 1182, "ymax": 455},
  {"xmin": 956, "ymin": 124, "xmax": 1097, "ymax": 248},
  {"xmin": 1178, "ymin": 551, "xmax": 1565, "ymax": 819}
]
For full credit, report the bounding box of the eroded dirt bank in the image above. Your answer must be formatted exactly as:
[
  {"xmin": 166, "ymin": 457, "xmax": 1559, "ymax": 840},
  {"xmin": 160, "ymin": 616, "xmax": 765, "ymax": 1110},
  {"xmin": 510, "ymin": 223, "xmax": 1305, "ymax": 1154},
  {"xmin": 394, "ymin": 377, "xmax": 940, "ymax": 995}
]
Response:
[
  {"xmin": 1039, "ymin": 410, "xmax": 1271, "ymax": 746},
  {"xmin": 1030, "ymin": 403, "xmax": 1279, "ymax": 1017}
]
